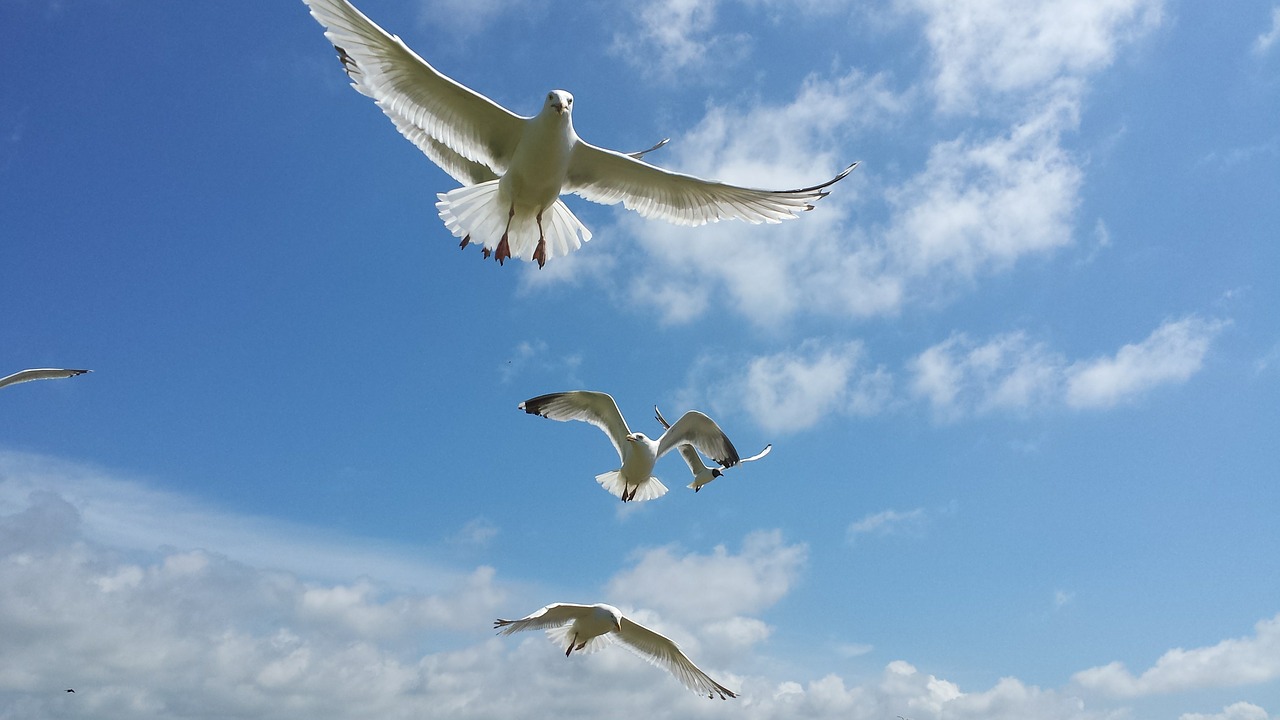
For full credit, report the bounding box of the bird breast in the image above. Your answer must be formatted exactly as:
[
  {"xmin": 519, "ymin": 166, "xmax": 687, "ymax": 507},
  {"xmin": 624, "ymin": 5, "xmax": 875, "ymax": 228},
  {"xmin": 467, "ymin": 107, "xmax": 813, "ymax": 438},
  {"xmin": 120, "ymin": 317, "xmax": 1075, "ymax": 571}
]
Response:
[{"xmin": 501, "ymin": 114, "xmax": 577, "ymax": 211}]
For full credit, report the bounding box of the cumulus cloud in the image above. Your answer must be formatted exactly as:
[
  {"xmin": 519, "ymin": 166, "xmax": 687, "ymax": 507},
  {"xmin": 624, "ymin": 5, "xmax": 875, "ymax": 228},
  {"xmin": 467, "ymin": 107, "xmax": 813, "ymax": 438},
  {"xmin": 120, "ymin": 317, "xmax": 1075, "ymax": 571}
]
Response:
[
  {"xmin": 1254, "ymin": 6, "xmax": 1280, "ymax": 57},
  {"xmin": 909, "ymin": 315, "xmax": 1223, "ymax": 419},
  {"xmin": 611, "ymin": 0, "xmax": 750, "ymax": 78},
  {"xmin": 903, "ymin": 0, "xmax": 1164, "ymax": 112},
  {"xmin": 1064, "ymin": 315, "xmax": 1226, "ymax": 409},
  {"xmin": 1073, "ymin": 613, "xmax": 1280, "ymax": 697},
  {"xmin": 607, "ymin": 530, "xmax": 806, "ymax": 624},
  {"xmin": 1181, "ymin": 702, "xmax": 1271, "ymax": 720},
  {"xmin": 679, "ymin": 339, "xmax": 893, "ymax": 433}
]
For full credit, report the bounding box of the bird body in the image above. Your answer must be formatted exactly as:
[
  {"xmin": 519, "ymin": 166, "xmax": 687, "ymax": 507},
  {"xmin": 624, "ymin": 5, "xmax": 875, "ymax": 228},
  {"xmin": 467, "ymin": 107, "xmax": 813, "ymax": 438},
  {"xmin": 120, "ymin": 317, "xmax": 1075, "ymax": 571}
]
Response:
[
  {"xmin": 495, "ymin": 602, "xmax": 737, "ymax": 699},
  {"xmin": 519, "ymin": 391, "xmax": 741, "ymax": 502},
  {"xmin": 0, "ymin": 368, "xmax": 90, "ymax": 390},
  {"xmin": 303, "ymin": 0, "xmax": 857, "ymax": 267}
]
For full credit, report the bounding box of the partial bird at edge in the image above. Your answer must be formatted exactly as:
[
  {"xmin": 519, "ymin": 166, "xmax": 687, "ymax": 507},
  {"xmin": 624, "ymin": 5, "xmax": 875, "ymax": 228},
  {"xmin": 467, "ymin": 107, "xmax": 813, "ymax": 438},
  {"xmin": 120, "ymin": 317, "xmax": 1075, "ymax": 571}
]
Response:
[{"xmin": 0, "ymin": 368, "xmax": 91, "ymax": 391}]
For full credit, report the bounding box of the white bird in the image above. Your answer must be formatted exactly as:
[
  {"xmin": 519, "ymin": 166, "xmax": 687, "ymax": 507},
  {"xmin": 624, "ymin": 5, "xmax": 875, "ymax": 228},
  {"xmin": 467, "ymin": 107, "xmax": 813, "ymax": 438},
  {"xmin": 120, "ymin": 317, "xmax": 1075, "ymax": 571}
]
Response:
[
  {"xmin": 518, "ymin": 391, "xmax": 740, "ymax": 502},
  {"xmin": 302, "ymin": 0, "xmax": 857, "ymax": 267},
  {"xmin": 654, "ymin": 405, "xmax": 771, "ymax": 492},
  {"xmin": 495, "ymin": 602, "xmax": 737, "ymax": 700},
  {"xmin": 0, "ymin": 368, "xmax": 91, "ymax": 391}
]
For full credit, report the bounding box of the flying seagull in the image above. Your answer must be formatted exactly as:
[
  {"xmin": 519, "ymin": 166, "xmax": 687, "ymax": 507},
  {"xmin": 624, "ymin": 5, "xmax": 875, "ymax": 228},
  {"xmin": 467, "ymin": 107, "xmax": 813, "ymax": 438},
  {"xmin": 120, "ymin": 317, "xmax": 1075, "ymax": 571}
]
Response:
[
  {"xmin": 65, "ymin": 689, "xmax": 75, "ymax": 693},
  {"xmin": 302, "ymin": 0, "xmax": 857, "ymax": 267},
  {"xmin": 654, "ymin": 405, "xmax": 771, "ymax": 492},
  {"xmin": 0, "ymin": 368, "xmax": 91, "ymax": 391},
  {"xmin": 495, "ymin": 602, "xmax": 737, "ymax": 700},
  {"xmin": 518, "ymin": 391, "xmax": 740, "ymax": 502}
]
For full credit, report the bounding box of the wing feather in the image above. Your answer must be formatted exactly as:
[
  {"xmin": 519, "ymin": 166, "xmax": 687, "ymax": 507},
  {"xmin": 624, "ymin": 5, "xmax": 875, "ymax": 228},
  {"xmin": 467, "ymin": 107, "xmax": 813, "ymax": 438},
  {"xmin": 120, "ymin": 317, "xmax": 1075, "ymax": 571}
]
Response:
[
  {"xmin": 304, "ymin": 0, "xmax": 524, "ymax": 176},
  {"xmin": 0, "ymin": 368, "xmax": 91, "ymax": 390},
  {"xmin": 493, "ymin": 603, "xmax": 592, "ymax": 635},
  {"xmin": 617, "ymin": 617, "xmax": 737, "ymax": 699},
  {"xmin": 656, "ymin": 411, "xmax": 738, "ymax": 467},
  {"xmin": 568, "ymin": 143, "xmax": 856, "ymax": 227},
  {"xmin": 519, "ymin": 391, "xmax": 632, "ymax": 462}
]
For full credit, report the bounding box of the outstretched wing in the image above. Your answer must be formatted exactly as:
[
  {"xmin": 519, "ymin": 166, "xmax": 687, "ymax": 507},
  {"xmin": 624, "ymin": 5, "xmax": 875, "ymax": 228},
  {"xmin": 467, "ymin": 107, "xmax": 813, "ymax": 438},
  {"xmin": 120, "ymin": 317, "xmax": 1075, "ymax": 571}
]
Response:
[
  {"xmin": 655, "ymin": 411, "xmax": 738, "ymax": 467},
  {"xmin": 519, "ymin": 391, "xmax": 632, "ymax": 462},
  {"xmin": 654, "ymin": 405, "xmax": 712, "ymax": 474},
  {"xmin": 616, "ymin": 617, "xmax": 737, "ymax": 700},
  {"xmin": 567, "ymin": 143, "xmax": 856, "ymax": 227},
  {"xmin": 493, "ymin": 603, "xmax": 592, "ymax": 634},
  {"xmin": 303, "ymin": 0, "xmax": 525, "ymax": 179},
  {"xmin": 0, "ymin": 368, "xmax": 90, "ymax": 390}
]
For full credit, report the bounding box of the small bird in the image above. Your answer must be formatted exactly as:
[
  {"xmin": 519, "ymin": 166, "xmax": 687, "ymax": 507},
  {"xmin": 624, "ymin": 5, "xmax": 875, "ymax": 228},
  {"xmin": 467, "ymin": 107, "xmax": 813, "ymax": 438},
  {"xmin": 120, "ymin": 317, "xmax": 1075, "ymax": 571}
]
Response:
[
  {"xmin": 0, "ymin": 368, "xmax": 91, "ymax": 391},
  {"xmin": 495, "ymin": 602, "xmax": 737, "ymax": 700},
  {"xmin": 65, "ymin": 689, "xmax": 75, "ymax": 693},
  {"xmin": 519, "ymin": 391, "xmax": 741, "ymax": 502},
  {"xmin": 302, "ymin": 0, "xmax": 856, "ymax": 267},
  {"xmin": 654, "ymin": 405, "xmax": 772, "ymax": 492}
]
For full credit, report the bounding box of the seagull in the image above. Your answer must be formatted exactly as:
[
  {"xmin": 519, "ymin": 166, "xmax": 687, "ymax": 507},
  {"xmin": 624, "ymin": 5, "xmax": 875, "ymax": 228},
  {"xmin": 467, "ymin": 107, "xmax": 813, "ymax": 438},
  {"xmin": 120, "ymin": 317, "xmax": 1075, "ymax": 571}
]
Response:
[
  {"xmin": 518, "ymin": 391, "xmax": 740, "ymax": 502},
  {"xmin": 654, "ymin": 405, "xmax": 771, "ymax": 492},
  {"xmin": 495, "ymin": 602, "xmax": 737, "ymax": 700},
  {"xmin": 65, "ymin": 689, "xmax": 75, "ymax": 693},
  {"xmin": 0, "ymin": 368, "xmax": 91, "ymax": 391},
  {"xmin": 302, "ymin": 0, "xmax": 857, "ymax": 267}
]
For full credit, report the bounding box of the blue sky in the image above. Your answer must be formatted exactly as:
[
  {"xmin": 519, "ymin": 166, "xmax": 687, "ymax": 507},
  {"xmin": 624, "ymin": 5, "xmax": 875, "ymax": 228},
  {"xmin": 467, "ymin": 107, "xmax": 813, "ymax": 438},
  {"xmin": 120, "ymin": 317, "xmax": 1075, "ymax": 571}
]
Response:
[{"xmin": 2, "ymin": 0, "xmax": 1279, "ymax": 718}]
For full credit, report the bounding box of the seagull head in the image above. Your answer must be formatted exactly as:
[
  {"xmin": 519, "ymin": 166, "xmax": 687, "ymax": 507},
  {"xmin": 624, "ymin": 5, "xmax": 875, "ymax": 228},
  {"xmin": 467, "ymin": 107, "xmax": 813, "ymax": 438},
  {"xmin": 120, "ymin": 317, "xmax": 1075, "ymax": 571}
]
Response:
[
  {"xmin": 625, "ymin": 432, "xmax": 649, "ymax": 444},
  {"xmin": 546, "ymin": 89, "xmax": 573, "ymax": 115}
]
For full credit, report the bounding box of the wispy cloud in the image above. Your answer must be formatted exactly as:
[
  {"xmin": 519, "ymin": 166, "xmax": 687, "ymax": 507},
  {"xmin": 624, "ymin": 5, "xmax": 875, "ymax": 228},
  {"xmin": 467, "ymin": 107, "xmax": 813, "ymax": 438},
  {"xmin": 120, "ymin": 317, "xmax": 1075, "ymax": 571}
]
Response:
[
  {"xmin": 1180, "ymin": 702, "xmax": 1272, "ymax": 720},
  {"xmin": 611, "ymin": 0, "xmax": 750, "ymax": 79},
  {"xmin": 847, "ymin": 507, "xmax": 929, "ymax": 543},
  {"xmin": 1254, "ymin": 6, "xmax": 1280, "ymax": 57}
]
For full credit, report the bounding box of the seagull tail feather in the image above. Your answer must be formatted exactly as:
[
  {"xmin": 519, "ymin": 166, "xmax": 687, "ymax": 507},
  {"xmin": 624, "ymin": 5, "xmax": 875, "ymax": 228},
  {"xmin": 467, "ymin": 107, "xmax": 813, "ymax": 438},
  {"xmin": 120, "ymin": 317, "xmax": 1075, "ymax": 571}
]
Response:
[
  {"xmin": 594, "ymin": 471, "xmax": 668, "ymax": 502},
  {"xmin": 436, "ymin": 184, "xmax": 591, "ymax": 265}
]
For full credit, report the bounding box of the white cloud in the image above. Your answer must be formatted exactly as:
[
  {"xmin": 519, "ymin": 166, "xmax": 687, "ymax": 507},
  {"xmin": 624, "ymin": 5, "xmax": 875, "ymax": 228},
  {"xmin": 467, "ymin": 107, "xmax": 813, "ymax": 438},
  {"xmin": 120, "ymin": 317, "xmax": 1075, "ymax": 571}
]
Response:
[
  {"xmin": 611, "ymin": 0, "xmax": 750, "ymax": 78},
  {"xmin": 1254, "ymin": 6, "xmax": 1280, "ymax": 57},
  {"xmin": 902, "ymin": 0, "xmax": 1164, "ymax": 112},
  {"xmin": 1073, "ymin": 613, "xmax": 1280, "ymax": 697},
  {"xmin": 1064, "ymin": 315, "xmax": 1226, "ymax": 409},
  {"xmin": 847, "ymin": 507, "xmax": 928, "ymax": 543},
  {"xmin": 1181, "ymin": 702, "xmax": 1271, "ymax": 720},
  {"xmin": 606, "ymin": 530, "xmax": 806, "ymax": 624},
  {"xmin": 681, "ymin": 339, "xmax": 893, "ymax": 433},
  {"xmin": 909, "ymin": 315, "xmax": 1223, "ymax": 419},
  {"xmin": 885, "ymin": 95, "xmax": 1084, "ymax": 281},
  {"xmin": 416, "ymin": 0, "xmax": 536, "ymax": 39}
]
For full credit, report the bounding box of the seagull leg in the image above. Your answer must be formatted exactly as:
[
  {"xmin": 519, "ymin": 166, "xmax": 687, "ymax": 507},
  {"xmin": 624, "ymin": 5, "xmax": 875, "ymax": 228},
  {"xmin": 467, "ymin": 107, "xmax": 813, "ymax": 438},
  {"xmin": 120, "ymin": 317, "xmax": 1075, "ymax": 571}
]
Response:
[
  {"xmin": 565, "ymin": 632, "xmax": 578, "ymax": 657},
  {"xmin": 495, "ymin": 206, "xmax": 515, "ymax": 265},
  {"xmin": 459, "ymin": 235, "xmax": 470, "ymax": 250},
  {"xmin": 532, "ymin": 212, "xmax": 547, "ymax": 269}
]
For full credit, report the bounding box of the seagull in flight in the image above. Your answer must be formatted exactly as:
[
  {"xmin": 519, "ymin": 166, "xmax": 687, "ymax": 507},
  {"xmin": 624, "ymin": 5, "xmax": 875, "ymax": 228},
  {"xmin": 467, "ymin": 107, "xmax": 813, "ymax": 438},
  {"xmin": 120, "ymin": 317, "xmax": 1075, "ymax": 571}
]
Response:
[
  {"xmin": 518, "ymin": 391, "xmax": 741, "ymax": 502},
  {"xmin": 0, "ymin": 368, "xmax": 90, "ymax": 391},
  {"xmin": 302, "ymin": 0, "xmax": 857, "ymax": 267},
  {"xmin": 495, "ymin": 602, "xmax": 737, "ymax": 700},
  {"xmin": 654, "ymin": 405, "xmax": 771, "ymax": 492}
]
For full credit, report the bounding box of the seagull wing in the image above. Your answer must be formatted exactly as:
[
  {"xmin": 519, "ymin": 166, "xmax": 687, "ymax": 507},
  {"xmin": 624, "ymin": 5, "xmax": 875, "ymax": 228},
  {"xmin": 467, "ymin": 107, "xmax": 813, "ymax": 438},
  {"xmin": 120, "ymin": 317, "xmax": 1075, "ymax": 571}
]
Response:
[
  {"xmin": 616, "ymin": 617, "xmax": 737, "ymax": 699},
  {"xmin": 493, "ymin": 603, "xmax": 592, "ymax": 634},
  {"xmin": 654, "ymin": 406, "xmax": 713, "ymax": 474},
  {"xmin": 656, "ymin": 411, "xmax": 739, "ymax": 467},
  {"xmin": 566, "ymin": 142, "xmax": 856, "ymax": 226},
  {"xmin": 519, "ymin": 391, "xmax": 632, "ymax": 462},
  {"xmin": 739, "ymin": 443, "xmax": 772, "ymax": 464},
  {"xmin": 303, "ymin": 0, "xmax": 525, "ymax": 177},
  {"xmin": 0, "ymin": 368, "xmax": 90, "ymax": 390}
]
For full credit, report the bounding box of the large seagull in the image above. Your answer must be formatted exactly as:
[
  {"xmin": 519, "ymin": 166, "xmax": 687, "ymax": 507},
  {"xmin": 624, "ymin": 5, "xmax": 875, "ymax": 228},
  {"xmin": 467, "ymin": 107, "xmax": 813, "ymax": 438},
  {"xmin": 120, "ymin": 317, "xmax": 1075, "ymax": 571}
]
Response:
[
  {"xmin": 302, "ymin": 0, "xmax": 857, "ymax": 267},
  {"xmin": 495, "ymin": 602, "xmax": 737, "ymax": 699}
]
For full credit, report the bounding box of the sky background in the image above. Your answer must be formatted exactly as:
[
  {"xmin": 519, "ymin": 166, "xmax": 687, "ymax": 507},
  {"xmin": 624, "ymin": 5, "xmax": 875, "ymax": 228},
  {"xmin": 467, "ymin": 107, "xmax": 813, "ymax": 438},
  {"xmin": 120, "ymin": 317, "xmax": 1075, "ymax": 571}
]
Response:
[{"xmin": 2, "ymin": 0, "xmax": 1279, "ymax": 718}]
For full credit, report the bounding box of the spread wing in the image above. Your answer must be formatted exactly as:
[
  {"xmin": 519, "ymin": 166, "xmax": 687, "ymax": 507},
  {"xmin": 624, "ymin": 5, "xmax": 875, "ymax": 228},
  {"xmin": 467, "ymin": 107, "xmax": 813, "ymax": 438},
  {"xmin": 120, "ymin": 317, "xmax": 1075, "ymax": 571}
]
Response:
[
  {"xmin": 519, "ymin": 391, "xmax": 632, "ymax": 462},
  {"xmin": 0, "ymin": 368, "xmax": 90, "ymax": 390},
  {"xmin": 567, "ymin": 143, "xmax": 857, "ymax": 226},
  {"xmin": 304, "ymin": 0, "xmax": 525, "ymax": 180},
  {"xmin": 493, "ymin": 603, "xmax": 592, "ymax": 634},
  {"xmin": 655, "ymin": 411, "xmax": 739, "ymax": 467},
  {"xmin": 616, "ymin": 617, "xmax": 737, "ymax": 700}
]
